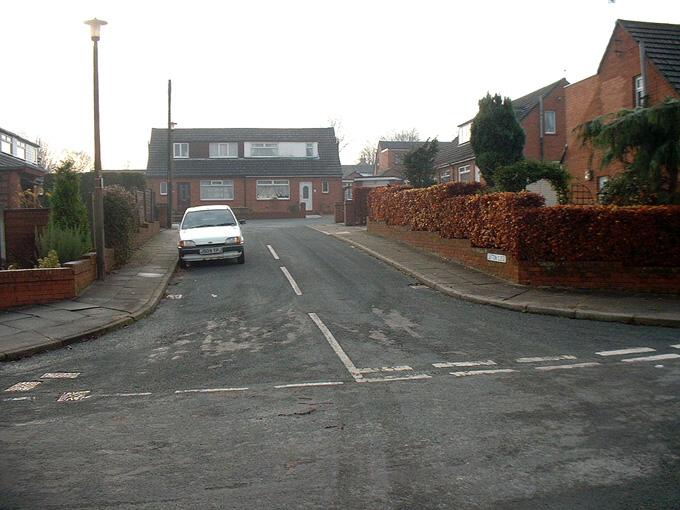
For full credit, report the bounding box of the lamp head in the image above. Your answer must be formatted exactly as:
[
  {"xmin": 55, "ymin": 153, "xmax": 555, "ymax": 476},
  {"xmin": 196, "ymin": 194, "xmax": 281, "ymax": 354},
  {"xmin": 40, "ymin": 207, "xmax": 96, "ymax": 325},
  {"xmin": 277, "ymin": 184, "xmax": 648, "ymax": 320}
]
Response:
[{"xmin": 84, "ymin": 18, "xmax": 108, "ymax": 41}]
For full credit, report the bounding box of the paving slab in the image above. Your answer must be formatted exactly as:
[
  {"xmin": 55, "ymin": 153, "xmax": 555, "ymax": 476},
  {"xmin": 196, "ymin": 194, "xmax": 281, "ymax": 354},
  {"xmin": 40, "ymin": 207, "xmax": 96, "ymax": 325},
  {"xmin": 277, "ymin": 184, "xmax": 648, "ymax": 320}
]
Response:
[
  {"xmin": 0, "ymin": 229, "xmax": 178, "ymax": 361},
  {"xmin": 312, "ymin": 223, "xmax": 680, "ymax": 328}
]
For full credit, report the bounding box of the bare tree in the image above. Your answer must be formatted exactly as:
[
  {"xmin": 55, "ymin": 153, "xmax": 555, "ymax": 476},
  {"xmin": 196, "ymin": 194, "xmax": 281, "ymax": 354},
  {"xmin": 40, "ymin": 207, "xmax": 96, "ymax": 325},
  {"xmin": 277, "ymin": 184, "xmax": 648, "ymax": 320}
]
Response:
[
  {"xmin": 62, "ymin": 150, "xmax": 93, "ymax": 172},
  {"xmin": 358, "ymin": 142, "xmax": 377, "ymax": 165},
  {"xmin": 328, "ymin": 118, "xmax": 349, "ymax": 153},
  {"xmin": 36, "ymin": 138, "xmax": 57, "ymax": 172},
  {"xmin": 384, "ymin": 128, "xmax": 420, "ymax": 142}
]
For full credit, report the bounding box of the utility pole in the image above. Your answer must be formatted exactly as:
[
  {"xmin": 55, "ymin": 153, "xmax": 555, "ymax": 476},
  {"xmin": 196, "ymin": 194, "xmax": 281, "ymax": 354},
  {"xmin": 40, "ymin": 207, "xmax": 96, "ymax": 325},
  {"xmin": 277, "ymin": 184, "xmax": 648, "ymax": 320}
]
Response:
[{"xmin": 166, "ymin": 79, "xmax": 174, "ymax": 229}]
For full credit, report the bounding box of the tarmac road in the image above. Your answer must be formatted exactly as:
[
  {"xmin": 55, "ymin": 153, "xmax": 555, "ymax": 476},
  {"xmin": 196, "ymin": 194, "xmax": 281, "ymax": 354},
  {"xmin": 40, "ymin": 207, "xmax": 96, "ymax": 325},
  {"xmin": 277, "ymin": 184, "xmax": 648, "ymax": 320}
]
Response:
[{"xmin": 1, "ymin": 218, "xmax": 679, "ymax": 509}]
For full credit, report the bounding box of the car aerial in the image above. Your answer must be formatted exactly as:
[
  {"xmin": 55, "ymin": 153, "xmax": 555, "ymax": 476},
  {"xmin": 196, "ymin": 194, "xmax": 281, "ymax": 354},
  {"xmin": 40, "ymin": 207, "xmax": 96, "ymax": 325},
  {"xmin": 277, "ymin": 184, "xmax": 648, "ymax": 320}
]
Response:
[{"xmin": 177, "ymin": 205, "xmax": 245, "ymax": 268}]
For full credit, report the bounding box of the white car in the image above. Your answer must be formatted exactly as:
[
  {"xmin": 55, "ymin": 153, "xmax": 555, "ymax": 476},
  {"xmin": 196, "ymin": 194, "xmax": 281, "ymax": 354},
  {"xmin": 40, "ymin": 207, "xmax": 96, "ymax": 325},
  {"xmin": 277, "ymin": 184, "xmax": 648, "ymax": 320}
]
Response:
[{"xmin": 177, "ymin": 205, "xmax": 245, "ymax": 268}]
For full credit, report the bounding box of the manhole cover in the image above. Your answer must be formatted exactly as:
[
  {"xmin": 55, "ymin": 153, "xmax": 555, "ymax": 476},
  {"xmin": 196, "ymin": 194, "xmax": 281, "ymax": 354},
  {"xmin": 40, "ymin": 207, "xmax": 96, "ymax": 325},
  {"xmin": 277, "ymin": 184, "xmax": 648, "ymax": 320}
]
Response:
[{"xmin": 138, "ymin": 272, "xmax": 164, "ymax": 278}]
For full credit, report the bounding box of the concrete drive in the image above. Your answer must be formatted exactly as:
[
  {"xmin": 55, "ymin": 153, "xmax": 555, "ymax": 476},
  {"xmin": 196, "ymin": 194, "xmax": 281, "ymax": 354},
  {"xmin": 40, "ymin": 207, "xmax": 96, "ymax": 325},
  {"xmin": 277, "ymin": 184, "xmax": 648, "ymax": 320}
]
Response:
[
  {"xmin": 0, "ymin": 229, "xmax": 178, "ymax": 361},
  {"xmin": 312, "ymin": 223, "xmax": 680, "ymax": 328}
]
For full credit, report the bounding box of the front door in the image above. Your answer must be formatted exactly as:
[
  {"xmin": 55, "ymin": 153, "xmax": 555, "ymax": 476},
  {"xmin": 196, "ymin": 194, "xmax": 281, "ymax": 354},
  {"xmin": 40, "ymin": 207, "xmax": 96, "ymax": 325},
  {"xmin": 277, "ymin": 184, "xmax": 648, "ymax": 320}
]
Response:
[
  {"xmin": 299, "ymin": 182, "xmax": 313, "ymax": 214},
  {"xmin": 178, "ymin": 182, "xmax": 191, "ymax": 214}
]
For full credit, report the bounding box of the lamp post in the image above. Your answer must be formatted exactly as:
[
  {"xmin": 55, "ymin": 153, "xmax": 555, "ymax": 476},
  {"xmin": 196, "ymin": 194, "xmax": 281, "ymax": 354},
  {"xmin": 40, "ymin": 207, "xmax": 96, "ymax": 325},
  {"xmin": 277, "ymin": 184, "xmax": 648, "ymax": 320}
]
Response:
[
  {"xmin": 84, "ymin": 18, "xmax": 107, "ymax": 281},
  {"xmin": 166, "ymin": 79, "xmax": 175, "ymax": 229}
]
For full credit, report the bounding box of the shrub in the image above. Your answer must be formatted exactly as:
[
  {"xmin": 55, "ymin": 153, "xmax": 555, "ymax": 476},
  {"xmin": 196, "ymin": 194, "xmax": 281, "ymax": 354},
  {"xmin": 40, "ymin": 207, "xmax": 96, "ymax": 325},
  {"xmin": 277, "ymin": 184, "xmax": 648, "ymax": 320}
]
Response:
[
  {"xmin": 495, "ymin": 159, "xmax": 571, "ymax": 204},
  {"xmin": 37, "ymin": 250, "xmax": 60, "ymax": 268},
  {"xmin": 104, "ymin": 185, "xmax": 138, "ymax": 266},
  {"xmin": 518, "ymin": 205, "xmax": 680, "ymax": 265},
  {"xmin": 37, "ymin": 222, "xmax": 91, "ymax": 264},
  {"xmin": 50, "ymin": 159, "xmax": 90, "ymax": 232}
]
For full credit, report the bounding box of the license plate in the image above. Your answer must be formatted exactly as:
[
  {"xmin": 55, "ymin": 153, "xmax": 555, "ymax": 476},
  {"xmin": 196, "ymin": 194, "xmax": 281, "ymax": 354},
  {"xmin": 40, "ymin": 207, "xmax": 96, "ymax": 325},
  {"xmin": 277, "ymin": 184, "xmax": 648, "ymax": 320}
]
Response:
[{"xmin": 199, "ymin": 247, "xmax": 222, "ymax": 255}]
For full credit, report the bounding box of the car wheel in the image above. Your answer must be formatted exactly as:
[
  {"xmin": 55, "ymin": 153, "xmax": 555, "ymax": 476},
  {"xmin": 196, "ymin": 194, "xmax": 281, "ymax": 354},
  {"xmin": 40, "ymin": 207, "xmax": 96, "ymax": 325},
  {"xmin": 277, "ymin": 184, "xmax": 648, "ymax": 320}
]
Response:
[{"xmin": 237, "ymin": 250, "xmax": 245, "ymax": 264}]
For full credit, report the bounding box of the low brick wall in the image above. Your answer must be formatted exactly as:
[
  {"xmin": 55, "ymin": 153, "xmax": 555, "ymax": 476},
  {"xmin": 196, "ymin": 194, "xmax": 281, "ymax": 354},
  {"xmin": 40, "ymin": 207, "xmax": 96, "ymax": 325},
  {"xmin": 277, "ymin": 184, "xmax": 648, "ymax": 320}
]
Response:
[
  {"xmin": 3, "ymin": 208, "xmax": 50, "ymax": 265},
  {"xmin": 132, "ymin": 221, "xmax": 160, "ymax": 251},
  {"xmin": 334, "ymin": 202, "xmax": 344, "ymax": 223},
  {"xmin": 368, "ymin": 221, "xmax": 680, "ymax": 293}
]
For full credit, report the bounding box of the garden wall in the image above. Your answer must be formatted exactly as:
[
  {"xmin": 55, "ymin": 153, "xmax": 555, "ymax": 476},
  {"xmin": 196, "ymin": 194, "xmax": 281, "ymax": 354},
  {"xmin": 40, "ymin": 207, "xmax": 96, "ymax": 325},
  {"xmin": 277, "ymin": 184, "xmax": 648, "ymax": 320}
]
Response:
[
  {"xmin": 368, "ymin": 184, "xmax": 680, "ymax": 293},
  {"xmin": 3, "ymin": 208, "xmax": 50, "ymax": 265}
]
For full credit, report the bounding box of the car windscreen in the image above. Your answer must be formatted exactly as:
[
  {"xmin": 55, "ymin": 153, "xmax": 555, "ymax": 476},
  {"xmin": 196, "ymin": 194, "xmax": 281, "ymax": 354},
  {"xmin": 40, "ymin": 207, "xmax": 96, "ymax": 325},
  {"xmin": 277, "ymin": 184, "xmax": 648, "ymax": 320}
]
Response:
[{"xmin": 181, "ymin": 210, "xmax": 237, "ymax": 229}]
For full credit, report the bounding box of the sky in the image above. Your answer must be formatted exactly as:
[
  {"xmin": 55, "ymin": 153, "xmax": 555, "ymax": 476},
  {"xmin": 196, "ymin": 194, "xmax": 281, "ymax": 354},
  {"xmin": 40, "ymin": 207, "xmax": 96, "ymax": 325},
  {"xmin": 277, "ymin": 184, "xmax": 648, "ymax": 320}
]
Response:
[{"xmin": 2, "ymin": 0, "xmax": 679, "ymax": 169}]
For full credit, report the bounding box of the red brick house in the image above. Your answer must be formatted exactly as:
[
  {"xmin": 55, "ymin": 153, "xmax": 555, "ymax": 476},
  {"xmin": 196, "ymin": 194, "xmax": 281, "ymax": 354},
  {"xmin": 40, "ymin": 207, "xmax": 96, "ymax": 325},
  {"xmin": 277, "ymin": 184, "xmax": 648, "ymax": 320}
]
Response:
[
  {"xmin": 0, "ymin": 127, "xmax": 46, "ymax": 264},
  {"xmin": 434, "ymin": 78, "xmax": 569, "ymax": 199},
  {"xmin": 564, "ymin": 20, "xmax": 680, "ymax": 202},
  {"xmin": 146, "ymin": 127, "xmax": 343, "ymax": 219}
]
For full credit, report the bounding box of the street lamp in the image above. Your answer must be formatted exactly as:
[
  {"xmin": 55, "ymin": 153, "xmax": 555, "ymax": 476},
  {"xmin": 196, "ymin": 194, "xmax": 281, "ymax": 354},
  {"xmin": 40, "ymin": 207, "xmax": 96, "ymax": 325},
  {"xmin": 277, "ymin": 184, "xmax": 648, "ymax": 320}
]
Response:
[
  {"xmin": 84, "ymin": 17, "xmax": 107, "ymax": 281},
  {"xmin": 167, "ymin": 78, "xmax": 175, "ymax": 229}
]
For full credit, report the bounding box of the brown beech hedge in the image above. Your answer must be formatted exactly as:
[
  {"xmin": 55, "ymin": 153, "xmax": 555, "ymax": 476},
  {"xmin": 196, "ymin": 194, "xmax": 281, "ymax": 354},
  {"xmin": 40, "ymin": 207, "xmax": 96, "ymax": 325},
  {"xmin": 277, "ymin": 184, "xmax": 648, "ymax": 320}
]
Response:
[{"xmin": 369, "ymin": 183, "xmax": 680, "ymax": 265}]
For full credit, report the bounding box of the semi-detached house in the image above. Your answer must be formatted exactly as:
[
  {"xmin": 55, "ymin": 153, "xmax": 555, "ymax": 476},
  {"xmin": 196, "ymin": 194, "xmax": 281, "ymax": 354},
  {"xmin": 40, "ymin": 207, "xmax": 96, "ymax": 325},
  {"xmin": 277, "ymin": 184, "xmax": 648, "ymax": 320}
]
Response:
[{"xmin": 146, "ymin": 127, "xmax": 343, "ymax": 220}]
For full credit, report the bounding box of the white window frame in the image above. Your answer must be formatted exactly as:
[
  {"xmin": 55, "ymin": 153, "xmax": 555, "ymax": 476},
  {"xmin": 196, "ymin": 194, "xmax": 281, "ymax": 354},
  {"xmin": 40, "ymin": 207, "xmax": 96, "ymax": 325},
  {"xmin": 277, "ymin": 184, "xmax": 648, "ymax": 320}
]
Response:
[
  {"xmin": 1, "ymin": 134, "xmax": 12, "ymax": 154},
  {"xmin": 250, "ymin": 143, "xmax": 278, "ymax": 158},
  {"xmin": 440, "ymin": 170, "xmax": 451, "ymax": 183},
  {"xmin": 458, "ymin": 165, "xmax": 471, "ymax": 182},
  {"xmin": 25, "ymin": 145, "xmax": 37, "ymax": 163},
  {"xmin": 322, "ymin": 179, "xmax": 329, "ymax": 193},
  {"xmin": 209, "ymin": 142, "xmax": 237, "ymax": 159},
  {"xmin": 256, "ymin": 179, "xmax": 290, "ymax": 200},
  {"xmin": 598, "ymin": 175, "xmax": 610, "ymax": 191},
  {"xmin": 173, "ymin": 142, "xmax": 189, "ymax": 159},
  {"xmin": 160, "ymin": 181, "xmax": 168, "ymax": 196},
  {"xmin": 15, "ymin": 140, "xmax": 25, "ymax": 160},
  {"xmin": 635, "ymin": 75, "xmax": 644, "ymax": 108},
  {"xmin": 544, "ymin": 111, "xmax": 556, "ymax": 134},
  {"xmin": 200, "ymin": 180, "xmax": 234, "ymax": 201},
  {"xmin": 458, "ymin": 123, "xmax": 471, "ymax": 144},
  {"xmin": 306, "ymin": 143, "xmax": 315, "ymax": 157}
]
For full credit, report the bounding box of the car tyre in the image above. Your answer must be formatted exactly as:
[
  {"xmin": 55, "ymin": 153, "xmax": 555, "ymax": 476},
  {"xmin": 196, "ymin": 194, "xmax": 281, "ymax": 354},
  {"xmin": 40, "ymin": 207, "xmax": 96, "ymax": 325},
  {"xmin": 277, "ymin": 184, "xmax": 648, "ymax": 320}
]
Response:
[{"xmin": 237, "ymin": 250, "xmax": 245, "ymax": 264}]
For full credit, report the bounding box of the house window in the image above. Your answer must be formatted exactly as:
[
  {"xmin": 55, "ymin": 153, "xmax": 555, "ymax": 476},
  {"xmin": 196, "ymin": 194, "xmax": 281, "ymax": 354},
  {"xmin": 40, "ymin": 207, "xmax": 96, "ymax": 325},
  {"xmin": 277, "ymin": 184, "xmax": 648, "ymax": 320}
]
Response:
[
  {"xmin": 458, "ymin": 165, "xmax": 471, "ymax": 183},
  {"xmin": 306, "ymin": 143, "xmax": 315, "ymax": 157},
  {"xmin": 173, "ymin": 143, "xmax": 189, "ymax": 158},
  {"xmin": 345, "ymin": 186, "xmax": 353, "ymax": 200},
  {"xmin": 160, "ymin": 181, "xmax": 168, "ymax": 196},
  {"xmin": 458, "ymin": 123, "xmax": 471, "ymax": 144},
  {"xmin": 251, "ymin": 143, "xmax": 278, "ymax": 157},
  {"xmin": 441, "ymin": 170, "xmax": 451, "ymax": 183},
  {"xmin": 209, "ymin": 142, "xmax": 237, "ymax": 158},
  {"xmin": 25, "ymin": 145, "xmax": 37, "ymax": 163},
  {"xmin": 1, "ymin": 134, "xmax": 11, "ymax": 154},
  {"xmin": 544, "ymin": 111, "xmax": 556, "ymax": 134},
  {"xmin": 394, "ymin": 153, "xmax": 403, "ymax": 165},
  {"xmin": 322, "ymin": 180, "xmax": 329, "ymax": 193},
  {"xmin": 256, "ymin": 179, "xmax": 290, "ymax": 200},
  {"xmin": 475, "ymin": 166, "xmax": 481, "ymax": 183},
  {"xmin": 634, "ymin": 75, "xmax": 644, "ymax": 108},
  {"xmin": 200, "ymin": 180, "xmax": 234, "ymax": 200},
  {"xmin": 15, "ymin": 141, "xmax": 25, "ymax": 160}
]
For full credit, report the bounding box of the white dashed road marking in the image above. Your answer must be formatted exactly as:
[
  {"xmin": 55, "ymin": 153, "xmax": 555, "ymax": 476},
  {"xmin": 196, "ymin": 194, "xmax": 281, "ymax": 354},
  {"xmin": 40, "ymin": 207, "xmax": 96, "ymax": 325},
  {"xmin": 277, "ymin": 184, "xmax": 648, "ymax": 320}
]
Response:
[
  {"xmin": 5, "ymin": 382, "xmax": 41, "ymax": 392},
  {"xmin": 280, "ymin": 267, "xmax": 302, "ymax": 296},
  {"xmin": 451, "ymin": 369, "xmax": 516, "ymax": 377},
  {"xmin": 267, "ymin": 245, "xmax": 280, "ymax": 260},
  {"xmin": 535, "ymin": 362, "xmax": 601, "ymax": 371},
  {"xmin": 57, "ymin": 391, "xmax": 91, "ymax": 402},
  {"xmin": 3, "ymin": 396, "xmax": 34, "ymax": 402},
  {"xmin": 516, "ymin": 355, "xmax": 577, "ymax": 363},
  {"xmin": 99, "ymin": 392, "xmax": 153, "ymax": 397},
  {"xmin": 41, "ymin": 372, "xmax": 80, "ymax": 379},
  {"xmin": 363, "ymin": 374, "xmax": 431, "ymax": 383},
  {"xmin": 621, "ymin": 354, "xmax": 680, "ymax": 363},
  {"xmin": 274, "ymin": 382, "xmax": 344, "ymax": 389},
  {"xmin": 174, "ymin": 387, "xmax": 249, "ymax": 394},
  {"xmin": 308, "ymin": 312, "xmax": 364, "ymax": 382},
  {"xmin": 433, "ymin": 360, "xmax": 496, "ymax": 368},
  {"xmin": 671, "ymin": 344, "xmax": 680, "ymax": 349},
  {"xmin": 596, "ymin": 347, "xmax": 655, "ymax": 356},
  {"xmin": 357, "ymin": 366, "xmax": 413, "ymax": 374}
]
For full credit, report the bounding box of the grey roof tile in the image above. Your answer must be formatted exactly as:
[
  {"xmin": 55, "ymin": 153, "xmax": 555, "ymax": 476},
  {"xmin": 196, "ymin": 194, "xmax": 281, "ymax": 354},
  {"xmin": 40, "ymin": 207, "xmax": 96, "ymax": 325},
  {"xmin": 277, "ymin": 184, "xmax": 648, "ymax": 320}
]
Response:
[
  {"xmin": 0, "ymin": 153, "xmax": 45, "ymax": 173},
  {"xmin": 146, "ymin": 127, "xmax": 342, "ymax": 178}
]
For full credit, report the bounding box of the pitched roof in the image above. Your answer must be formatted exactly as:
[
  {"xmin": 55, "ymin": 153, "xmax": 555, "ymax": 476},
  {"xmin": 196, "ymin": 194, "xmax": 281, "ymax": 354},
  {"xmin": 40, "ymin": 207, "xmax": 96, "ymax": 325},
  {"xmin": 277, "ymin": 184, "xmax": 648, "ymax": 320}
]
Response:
[
  {"xmin": 434, "ymin": 137, "xmax": 475, "ymax": 168},
  {"xmin": 146, "ymin": 127, "xmax": 342, "ymax": 178},
  {"xmin": 342, "ymin": 163, "xmax": 374, "ymax": 178},
  {"xmin": 377, "ymin": 141, "xmax": 425, "ymax": 151},
  {"xmin": 0, "ymin": 152, "xmax": 45, "ymax": 173},
  {"xmin": 619, "ymin": 19, "xmax": 680, "ymax": 93}
]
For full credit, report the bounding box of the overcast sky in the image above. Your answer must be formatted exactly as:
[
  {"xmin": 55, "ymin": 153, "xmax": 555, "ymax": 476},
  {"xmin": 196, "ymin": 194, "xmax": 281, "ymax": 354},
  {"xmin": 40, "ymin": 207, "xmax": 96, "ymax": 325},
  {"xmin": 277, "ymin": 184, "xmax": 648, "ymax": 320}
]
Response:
[{"xmin": 2, "ymin": 0, "xmax": 678, "ymax": 169}]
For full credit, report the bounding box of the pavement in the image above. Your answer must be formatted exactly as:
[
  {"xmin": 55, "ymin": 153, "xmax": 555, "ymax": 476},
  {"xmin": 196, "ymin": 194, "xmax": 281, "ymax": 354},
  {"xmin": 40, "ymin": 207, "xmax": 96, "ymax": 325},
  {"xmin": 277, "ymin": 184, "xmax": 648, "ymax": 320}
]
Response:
[
  {"xmin": 0, "ymin": 229, "xmax": 178, "ymax": 361},
  {"xmin": 311, "ymin": 222, "xmax": 680, "ymax": 328}
]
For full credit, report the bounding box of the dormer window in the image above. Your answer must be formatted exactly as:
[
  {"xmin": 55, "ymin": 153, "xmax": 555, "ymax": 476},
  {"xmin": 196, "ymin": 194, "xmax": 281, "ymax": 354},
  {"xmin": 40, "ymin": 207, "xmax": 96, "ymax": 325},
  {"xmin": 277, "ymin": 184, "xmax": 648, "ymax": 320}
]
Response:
[
  {"xmin": 458, "ymin": 123, "xmax": 471, "ymax": 144},
  {"xmin": 26, "ymin": 145, "xmax": 37, "ymax": 163},
  {"xmin": 251, "ymin": 143, "xmax": 278, "ymax": 157},
  {"xmin": 306, "ymin": 143, "xmax": 315, "ymax": 157},
  {"xmin": 209, "ymin": 142, "xmax": 237, "ymax": 158},
  {"xmin": 173, "ymin": 143, "xmax": 189, "ymax": 158},
  {"xmin": 0, "ymin": 134, "xmax": 11, "ymax": 154},
  {"xmin": 15, "ymin": 141, "xmax": 25, "ymax": 160}
]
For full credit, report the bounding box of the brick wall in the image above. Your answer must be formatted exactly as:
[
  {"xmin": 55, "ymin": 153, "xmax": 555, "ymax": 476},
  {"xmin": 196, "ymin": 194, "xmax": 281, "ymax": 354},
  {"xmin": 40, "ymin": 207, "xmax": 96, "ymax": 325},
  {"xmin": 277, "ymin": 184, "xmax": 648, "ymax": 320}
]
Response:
[
  {"xmin": 334, "ymin": 202, "xmax": 345, "ymax": 223},
  {"xmin": 0, "ymin": 267, "xmax": 75, "ymax": 308},
  {"xmin": 368, "ymin": 221, "xmax": 680, "ymax": 293},
  {"xmin": 565, "ymin": 24, "xmax": 680, "ymax": 198},
  {"xmin": 522, "ymin": 84, "xmax": 567, "ymax": 163},
  {"xmin": 131, "ymin": 221, "xmax": 160, "ymax": 251},
  {"xmin": 149, "ymin": 176, "xmax": 342, "ymax": 217},
  {"xmin": 3, "ymin": 208, "xmax": 50, "ymax": 265}
]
